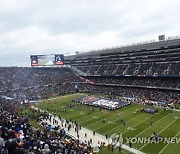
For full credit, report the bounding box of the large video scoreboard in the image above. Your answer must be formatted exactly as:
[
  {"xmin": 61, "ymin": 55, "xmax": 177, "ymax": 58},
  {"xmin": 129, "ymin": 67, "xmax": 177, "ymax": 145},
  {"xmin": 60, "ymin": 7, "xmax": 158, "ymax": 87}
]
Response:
[{"xmin": 30, "ymin": 54, "xmax": 64, "ymax": 66}]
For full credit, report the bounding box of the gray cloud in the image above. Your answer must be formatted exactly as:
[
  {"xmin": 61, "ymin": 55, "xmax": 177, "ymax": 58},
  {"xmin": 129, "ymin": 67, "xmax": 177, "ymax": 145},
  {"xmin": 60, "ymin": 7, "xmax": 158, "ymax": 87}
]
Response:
[{"xmin": 0, "ymin": 0, "xmax": 179, "ymax": 66}]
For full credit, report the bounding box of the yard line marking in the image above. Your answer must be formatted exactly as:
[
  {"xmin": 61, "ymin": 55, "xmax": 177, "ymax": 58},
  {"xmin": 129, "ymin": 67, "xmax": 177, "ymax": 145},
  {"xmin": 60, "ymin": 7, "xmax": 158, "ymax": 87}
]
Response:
[
  {"xmin": 94, "ymin": 108, "xmax": 142, "ymax": 132},
  {"xmin": 79, "ymin": 114, "xmax": 105, "ymax": 124},
  {"xmin": 86, "ymin": 105, "xmax": 140, "ymax": 127},
  {"xmin": 78, "ymin": 104, "xmax": 139, "ymax": 126},
  {"xmin": 159, "ymin": 130, "xmax": 180, "ymax": 154},
  {"xmin": 102, "ymin": 112, "xmax": 147, "ymax": 134},
  {"xmin": 61, "ymin": 107, "xmax": 95, "ymax": 118},
  {"xmin": 104, "ymin": 110, "xmax": 164, "ymax": 135},
  {"xmin": 133, "ymin": 112, "xmax": 171, "ymax": 138},
  {"xmin": 139, "ymin": 118, "xmax": 177, "ymax": 150},
  {"xmin": 78, "ymin": 112, "xmax": 105, "ymax": 124},
  {"xmin": 68, "ymin": 108, "xmax": 107, "ymax": 122},
  {"xmin": 60, "ymin": 110, "xmax": 85, "ymax": 118},
  {"xmin": 122, "ymin": 112, "xmax": 164, "ymax": 135},
  {"xmin": 67, "ymin": 111, "xmax": 88, "ymax": 119}
]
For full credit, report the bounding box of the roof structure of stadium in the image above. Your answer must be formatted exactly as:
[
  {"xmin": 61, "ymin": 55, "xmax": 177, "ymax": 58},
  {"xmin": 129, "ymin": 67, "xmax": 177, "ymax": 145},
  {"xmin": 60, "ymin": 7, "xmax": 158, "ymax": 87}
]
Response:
[
  {"xmin": 64, "ymin": 38, "xmax": 180, "ymax": 76},
  {"xmin": 65, "ymin": 38, "xmax": 180, "ymax": 59}
]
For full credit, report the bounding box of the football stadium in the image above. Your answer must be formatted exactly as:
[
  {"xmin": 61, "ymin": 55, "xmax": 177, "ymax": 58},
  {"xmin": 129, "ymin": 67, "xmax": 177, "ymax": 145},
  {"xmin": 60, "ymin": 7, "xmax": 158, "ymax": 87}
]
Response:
[
  {"xmin": 0, "ymin": 37, "xmax": 180, "ymax": 154},
  {"xmin": 0, "ymin": 1, "xmax": 180, "ymax": 154}
]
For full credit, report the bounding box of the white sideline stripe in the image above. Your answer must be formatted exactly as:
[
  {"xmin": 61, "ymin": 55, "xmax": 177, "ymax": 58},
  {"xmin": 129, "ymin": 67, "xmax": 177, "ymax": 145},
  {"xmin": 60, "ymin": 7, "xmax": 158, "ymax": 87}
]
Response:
[
  {"xmin": 159, "ymin": 130, "xmax": 180, "ymax": 154},
  {"xmin": 173, "ymin": 109, "xmax": 180, "ymax": 112},
  {"xmin": 139, "ymin": 118, "xmax": 177, "ymax": 150},
  {"xmin": 86, "ymin": 105, "xmax": 140, "ymax": 128},
  {"xmin": 103, "ymin": 112, "xmax": 146, "ymax": 134},
  {"xmin": 32, "ymin": 106, "xmax": 145, "ymax": 154},
  {"xmin": 132, "ymin": 111, "xmax": 169, "ymax": 138}
]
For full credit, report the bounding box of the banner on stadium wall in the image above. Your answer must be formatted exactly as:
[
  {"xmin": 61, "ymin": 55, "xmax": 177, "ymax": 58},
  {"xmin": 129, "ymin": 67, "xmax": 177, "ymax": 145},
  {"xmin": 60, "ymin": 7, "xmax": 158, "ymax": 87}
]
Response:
[{"xmin": 79, "ymin": 76, "xmax": 95, "ymax": 84}]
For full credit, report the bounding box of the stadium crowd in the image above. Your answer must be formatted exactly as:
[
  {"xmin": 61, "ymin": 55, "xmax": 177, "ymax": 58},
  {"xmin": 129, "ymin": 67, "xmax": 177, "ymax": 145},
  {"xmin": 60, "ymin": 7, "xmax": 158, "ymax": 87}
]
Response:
[
  {"xmin": 78, "ymin": 84, "xmax": 180, "ymax": 108},
  {"xmin": 77, "ymin": 62, "xmax": 180, "ymax": 76},
  {"xmin": 83, "ymin": 76, "xmax": 180, "ymax": 89},
  {"xmin": 0, "ymin": 98, "xmax": 94, "ymax": 154},
  {"xmin": 0, "ymin": 67, "xmax": 179, "ymax": 106},
  {"xmin": 0, "ymin": 67, "xmax": 80, "ymax": 100}
]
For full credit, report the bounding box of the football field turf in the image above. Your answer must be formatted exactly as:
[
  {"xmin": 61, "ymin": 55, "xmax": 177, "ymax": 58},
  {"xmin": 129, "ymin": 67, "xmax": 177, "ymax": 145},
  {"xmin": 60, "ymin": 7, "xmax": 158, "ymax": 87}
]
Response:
[{"xmin": 35, "ymin": 93, "xmax": 180, "ymax": 154}]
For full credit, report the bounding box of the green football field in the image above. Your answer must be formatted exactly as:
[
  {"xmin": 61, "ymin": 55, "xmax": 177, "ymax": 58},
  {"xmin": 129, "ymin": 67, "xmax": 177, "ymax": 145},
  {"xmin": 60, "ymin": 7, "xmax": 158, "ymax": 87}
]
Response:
[{"xmin": 34, "ymin": 93, "xmax": 180, "ymax": 154}]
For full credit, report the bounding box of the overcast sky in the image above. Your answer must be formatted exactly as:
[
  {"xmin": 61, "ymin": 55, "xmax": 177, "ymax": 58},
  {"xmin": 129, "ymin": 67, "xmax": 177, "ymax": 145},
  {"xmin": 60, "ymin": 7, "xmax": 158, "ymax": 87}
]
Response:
[{"xmin": 0, "ymin": 0, "xmax": 179, "ymax": 66}]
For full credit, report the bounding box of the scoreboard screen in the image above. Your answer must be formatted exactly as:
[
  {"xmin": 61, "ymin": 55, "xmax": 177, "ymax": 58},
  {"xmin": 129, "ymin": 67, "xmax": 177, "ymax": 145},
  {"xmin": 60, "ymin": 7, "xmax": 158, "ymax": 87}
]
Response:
[{"xmin": 31, "ymin": 54, "xmax": 64, "ymax": 66}]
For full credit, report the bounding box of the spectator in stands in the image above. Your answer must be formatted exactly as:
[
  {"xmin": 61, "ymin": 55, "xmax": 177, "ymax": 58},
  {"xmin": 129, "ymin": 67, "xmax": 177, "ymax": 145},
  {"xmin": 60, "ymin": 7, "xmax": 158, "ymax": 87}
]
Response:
[{"xmin": 0, "ymin": 133, "xmax": 5, "ymax": 154}]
